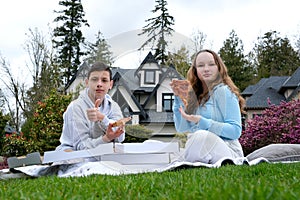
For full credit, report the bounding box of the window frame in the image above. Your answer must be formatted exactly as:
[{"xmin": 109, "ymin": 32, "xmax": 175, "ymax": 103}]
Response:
[
  {"xmin": 162, "ymin": 93, "xmax": 174, "ymax": 112},
  {"xmin": 144, "ymin": 70, "xmax": 155, "ymax": 84}
]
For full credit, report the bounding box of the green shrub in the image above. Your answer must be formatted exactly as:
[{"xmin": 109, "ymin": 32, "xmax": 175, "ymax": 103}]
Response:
[
  {"xmin": 1, "ymin": 90, "xmax": 71, "ymax": 157},
  {"xmin": 123, "ymin": 124, "xmax": 154, "ymax": 143},
  {"xmin": 29, "ymin": 90, "xmax": 72, "ymax": 153},
  {"xmin": 174, "ymin": 132, "xmax": 188, "ymax": 148},
  {"xmin": 2, "ymin": 133, "xmax": 39, "ymax": 157},
  {"xmin": 20, "ymin": 118, "xmax": 34, "ymax": 139}
]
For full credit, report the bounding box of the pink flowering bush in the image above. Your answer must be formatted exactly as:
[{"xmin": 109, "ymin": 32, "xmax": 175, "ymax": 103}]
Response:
[{"xmin": 240, "ymin": 99, "xmax": 300, "ymax": 155}]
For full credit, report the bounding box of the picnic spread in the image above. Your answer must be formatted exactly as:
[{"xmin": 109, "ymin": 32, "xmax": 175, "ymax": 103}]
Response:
[{"xmin": 1, "ymin": 142, "xmax": 300, "ymax": 179}]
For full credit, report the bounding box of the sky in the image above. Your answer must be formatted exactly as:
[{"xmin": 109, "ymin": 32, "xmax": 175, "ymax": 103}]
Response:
[{"xmin": 0, "ymin": 0, "xmax": 300, "ymax": 74}]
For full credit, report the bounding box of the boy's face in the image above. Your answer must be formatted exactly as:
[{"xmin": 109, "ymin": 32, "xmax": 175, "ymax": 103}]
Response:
[{"xmin": 85, "ymin": 70, "xmax": 113, "ymax": 102}]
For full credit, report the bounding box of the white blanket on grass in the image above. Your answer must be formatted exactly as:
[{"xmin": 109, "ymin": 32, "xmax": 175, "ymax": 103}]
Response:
[
  {"xmin": 3, "ymin": 142, "xmax": 300, "ymax": 179},
  {"xmin": 2, "ymin": 156, "xmax": 271, "ymax": 178}
]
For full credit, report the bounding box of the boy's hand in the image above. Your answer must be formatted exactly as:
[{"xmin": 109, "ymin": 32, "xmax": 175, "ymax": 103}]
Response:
[
  {"xmin": 86, "ymin": 99, "xmax": 104, "ymax": 122},
  {"xmin": 103, "ymin": 123, "xmax": 124, "ymax": 142}
]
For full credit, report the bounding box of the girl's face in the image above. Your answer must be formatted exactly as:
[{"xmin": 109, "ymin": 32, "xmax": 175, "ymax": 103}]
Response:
[{"xmin": 195, "ymin": 52, "xmax": 219, "ymax": 86}]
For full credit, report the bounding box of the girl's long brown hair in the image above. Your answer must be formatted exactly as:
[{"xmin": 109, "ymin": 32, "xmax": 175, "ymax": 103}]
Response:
[{"xmin": 186, "ymin": 49, "xmax": 246, "ymax": 114}]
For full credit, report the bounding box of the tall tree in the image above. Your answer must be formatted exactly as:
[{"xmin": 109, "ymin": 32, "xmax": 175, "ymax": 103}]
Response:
[
  {"xmin": 219, "ymin": 30, "xmax": 254, "ymax": 91},
  {"xmin": 0, "ymin": 89, "xmax": 5, "ymax": 109},
  {"xmin": 0, "ymin": 109, "xmax": 10, "ymax": 152},
  {"xmin": 24, "ymin": 28, "xmax": 61, "ymax": 120},
  {"xmin": 166, "ymin": 45, "xmax": 191, "ymax": 78},
  {"xmin": 191, "ymin": 29, "xmax": 207, "ymax": 53},
  {"xmin": 252, "ymin": 31, "xmax": 300, "ymax": 79},
  {"xmin": 0, "ymin": 28, "xmax": 60, "ymax": 132},
  {"xmin": 296, "ymin": 31, "xmax": 300, "ymax": 57},
  {"xmin": 0, "ymin": 57, "xmax": 26, "ymax": 131},
  {"xmin": 85, "ymin": 31, "xmax": 113, "ymax": 66},
  {"xmin": 52, "ymin": 0, "xmax": 89, "ymax": 85},
  {"xmin": 139, "ymin": 0, "xmax": 175, "ymax": 65}
]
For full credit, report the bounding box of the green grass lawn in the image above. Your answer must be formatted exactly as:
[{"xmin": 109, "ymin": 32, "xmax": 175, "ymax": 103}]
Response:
[{"xmin": 1, "ymin": 162, "xmax": 299, "ymax": 200}]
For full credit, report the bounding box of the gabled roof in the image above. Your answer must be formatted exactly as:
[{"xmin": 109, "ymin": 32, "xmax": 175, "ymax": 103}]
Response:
[
  {"xmin": 111, "ymin": 69, "xmax": 147, "ymax": 118},
  {"xmin": 111, "ymin": 68, "xmax": 155, "ymax": 92},
  {"xmin": 163, "ymin": 64, "xmax": 185, "ymax": 80},
  {"xmin": 243, "ymin": 67, "xmax": 300, "ymax": 110},
  {"xmin": 4, "ymin": 124, "xmax": 17, "ymax": 134},
  {"xmin": 140, "ymin": 51, "xmax": 158, "ymax": 65},
  {"xmin": 287, "ymin": 85, "xmax": 300, "ymax": 101},
  {"xmin": 65, "ymin": 61, "xmax": 89, "ymax": 90},
  {"xmin": 110, "ymin": 60, "xmax": 183, "ymax": 123},
  {"xmin": 135, "ymin": 52, "xmax": 160, "ymax": 77},
  {"xmin": 244, "ymin": 76, "xmax": 289, "ymax": 109},
  {"xmin": 111, "ymin": 60, "xmax": 184, "ymax": 96},
  {"xmin": 279, "ymin": 67, "xmax": 300, "ymax": 93},
  {"xmin": 241, "ymin": 78, "xmax": 268, "ymax": 96},
  {"xmin": 142, "ymin": 65, "xmax": 184, "ymax": 108}
]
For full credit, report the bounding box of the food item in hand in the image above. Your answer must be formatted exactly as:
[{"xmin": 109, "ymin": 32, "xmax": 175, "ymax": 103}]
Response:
[
  {"xmin": 111, "ymin": 116, "xmax": 132, "ymax": 127},
  {"xmin": 172, "ymin": 79, "xmax": 190, "ymax": 107}
]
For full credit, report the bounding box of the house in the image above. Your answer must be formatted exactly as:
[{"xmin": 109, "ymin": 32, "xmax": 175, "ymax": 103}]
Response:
[
  {"xmin": 241, "ymin": 67, "xmax": 300, "ymax": 120},
  {"xmin": 65, "ymin": 52, "xmax": 185, "ymax": 134},
  {"xmin": 1, "ymin": 124, "xmax": 18, "ymax": 138},
  {"xmin": 4, "ymin": 124, "xmax": 16, "ymax": 134}
]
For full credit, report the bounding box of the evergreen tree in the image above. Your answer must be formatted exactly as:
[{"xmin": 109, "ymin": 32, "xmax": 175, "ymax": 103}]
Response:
[
  {"xmin": 252, "ymin": 31, "xmax": 300, "ymax": 79},
  {"xmin": 85, "ymin": 31, "xmax": 113, "ymax": 66},
  {"xmin": 52, "ymin": 0, "xmax": 89, "ymax": 85},
  {"xmin": 219, "ymin": 30, "xmax": 254, "ymax": 91},
  {"xmin": 139, "ymin": 0, "xmax": 175, "ymax": 65}
]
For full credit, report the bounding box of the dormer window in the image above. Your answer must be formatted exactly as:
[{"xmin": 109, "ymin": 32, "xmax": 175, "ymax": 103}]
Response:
[{"xmin": 145, "ymin": 70, "xmax": 155, "ymax": 84}]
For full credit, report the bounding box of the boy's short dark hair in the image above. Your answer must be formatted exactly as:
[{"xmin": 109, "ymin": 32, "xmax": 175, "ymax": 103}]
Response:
[{"xmin": 87, "ymin": 62, "xmax": 112, "ymax": 80}]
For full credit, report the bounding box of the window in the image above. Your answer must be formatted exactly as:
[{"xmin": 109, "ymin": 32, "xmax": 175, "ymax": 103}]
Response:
[
  {"xmin": 145, "ymin": 70, "xmax": 155, "ymax": 84},
  {"xmin": 162, "ymin": 93, "xmax": 174, "ymax": 112}
]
